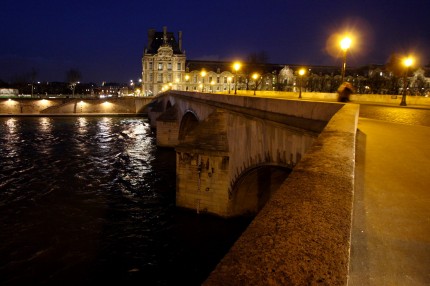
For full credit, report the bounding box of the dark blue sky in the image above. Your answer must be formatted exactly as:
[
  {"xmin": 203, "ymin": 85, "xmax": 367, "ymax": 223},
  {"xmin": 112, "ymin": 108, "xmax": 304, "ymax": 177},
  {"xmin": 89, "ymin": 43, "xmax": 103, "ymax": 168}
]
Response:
[{"xmin": 1, "ymin": 0, "xmax": 429, "ymax": 84}]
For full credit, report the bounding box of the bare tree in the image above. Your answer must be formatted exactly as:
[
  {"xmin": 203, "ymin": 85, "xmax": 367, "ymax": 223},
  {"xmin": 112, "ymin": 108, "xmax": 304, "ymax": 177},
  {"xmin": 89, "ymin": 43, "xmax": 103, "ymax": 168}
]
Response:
[
  {"xmin": 66, "ymin": 69, "xmax": 82, "ymax": 97},
  {"xmin": 30, "ymin": 68, "xmax": 37, "ymax": 97},
  {"xmin": 244, "ymin": 51, "xmax": 270, "ymax": 90}
]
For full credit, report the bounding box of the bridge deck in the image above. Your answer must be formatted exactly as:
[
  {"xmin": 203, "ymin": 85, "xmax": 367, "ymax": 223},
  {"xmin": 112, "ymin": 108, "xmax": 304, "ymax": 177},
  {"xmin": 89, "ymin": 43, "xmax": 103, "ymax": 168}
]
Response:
[{"xmin": 349, "ymin": 118, "xmax": 430, "ymax": 285}]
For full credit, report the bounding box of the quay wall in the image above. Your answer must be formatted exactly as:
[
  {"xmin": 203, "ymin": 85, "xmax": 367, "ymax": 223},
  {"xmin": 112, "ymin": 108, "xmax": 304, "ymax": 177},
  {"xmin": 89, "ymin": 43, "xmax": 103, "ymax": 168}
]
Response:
[{"xmin": 0, "ymin": 97, "xmax": 153, "ymax": 115}]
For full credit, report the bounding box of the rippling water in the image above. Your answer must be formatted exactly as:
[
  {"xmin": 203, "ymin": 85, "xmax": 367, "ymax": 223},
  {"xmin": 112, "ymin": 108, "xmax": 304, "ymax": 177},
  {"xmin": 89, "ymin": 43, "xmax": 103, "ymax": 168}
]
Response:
[{"xmin": 0, "ymin": 116, "xmax": 251, "ymax": 285}]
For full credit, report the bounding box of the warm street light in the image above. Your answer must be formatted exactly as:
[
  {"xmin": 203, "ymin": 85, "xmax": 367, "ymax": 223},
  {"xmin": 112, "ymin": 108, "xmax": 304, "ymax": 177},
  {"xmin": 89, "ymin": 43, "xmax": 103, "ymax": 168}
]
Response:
[
  {"xmin": 185, "ymin": 74, "xmax": 190, "ymax": 91},
  {"xmin": 200, "ymin": 70, "xmax": 206, "ymax": 92},
  {"xmin": 298, "ymin": 68, "xmax": 306, "ymax": 99},
  {"xmin": 340, "ymin": 36, "xmax": 352, "ymax": 83},
  {"xmin": 400, "ymin": 56, "xmax": 414, "ymax": 106},
  {"xmin": 252, "ymin": 73, "xmax": 260, "ymax": 95},
  {"xmin": 227, "ymin": 76, "xmax": 232, "ymax": 94},
  {"xmin": 233, "ymin": 62, "xmax": 241, "ymax": 95}
]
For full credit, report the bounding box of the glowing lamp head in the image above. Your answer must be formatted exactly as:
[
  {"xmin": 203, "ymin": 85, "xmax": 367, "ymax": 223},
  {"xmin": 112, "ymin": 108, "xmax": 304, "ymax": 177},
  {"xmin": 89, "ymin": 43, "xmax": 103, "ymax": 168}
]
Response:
[
  {"xmin": 233, "ymin": 62, "xmax": 241, "ymax": 72},
  {"xmin": 252, "ymin": 73, "xmax": 259, "ymax": 80},
  {"xmin": 340, "ymin": 37, "xmax": 352, "ymax": 50},
  {"xmin": 299, "ymin": 68, "xmax": 306, "ymax": 76},
  {"xmin": 403, "ymin": 57, "xmax": 414, "ymax": 68}
]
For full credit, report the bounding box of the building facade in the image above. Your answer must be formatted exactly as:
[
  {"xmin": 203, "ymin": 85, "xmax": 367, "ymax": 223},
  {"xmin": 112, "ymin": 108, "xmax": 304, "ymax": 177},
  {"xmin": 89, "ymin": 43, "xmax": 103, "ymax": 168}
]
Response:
[
  {"xmin": 142, "ymin": 27, "xmax": 430, "ymax": 96},
  {"xmin": 141, "ymin": 27, "xmax": 186, "ymax": 96}
]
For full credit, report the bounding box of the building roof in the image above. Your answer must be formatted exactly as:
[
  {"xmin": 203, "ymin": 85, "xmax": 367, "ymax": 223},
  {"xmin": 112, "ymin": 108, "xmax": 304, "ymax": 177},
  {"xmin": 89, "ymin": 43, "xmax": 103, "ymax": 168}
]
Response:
[{"xmin": 146, "ymin": 32, "xmax": 183, "ymax": 55}]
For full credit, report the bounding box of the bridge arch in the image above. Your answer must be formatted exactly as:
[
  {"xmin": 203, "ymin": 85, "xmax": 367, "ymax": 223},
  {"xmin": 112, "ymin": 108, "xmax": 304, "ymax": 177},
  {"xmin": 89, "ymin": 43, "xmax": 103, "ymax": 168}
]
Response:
[
  {"xmin": 229, "ymin": 164, "xmax": 292, "ymax": 217},
  {"xmin": 178, "ymin": 110, "xmax": 199, "ymax": 141}
]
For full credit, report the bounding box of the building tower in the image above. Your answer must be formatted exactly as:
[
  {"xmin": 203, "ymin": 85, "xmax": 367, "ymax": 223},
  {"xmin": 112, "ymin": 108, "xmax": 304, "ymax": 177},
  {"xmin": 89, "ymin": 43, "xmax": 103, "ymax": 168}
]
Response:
[{"xmin": 142, "ymin": 26, "xmax": 186, "ymax": 96}]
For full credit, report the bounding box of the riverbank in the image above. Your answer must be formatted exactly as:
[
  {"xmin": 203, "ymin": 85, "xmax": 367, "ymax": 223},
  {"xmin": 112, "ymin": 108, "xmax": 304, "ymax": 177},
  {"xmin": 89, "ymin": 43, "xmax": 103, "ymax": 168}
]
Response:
[{"xmin": 0, "ymin": 97, "xmax": 154, "ymax": 115}]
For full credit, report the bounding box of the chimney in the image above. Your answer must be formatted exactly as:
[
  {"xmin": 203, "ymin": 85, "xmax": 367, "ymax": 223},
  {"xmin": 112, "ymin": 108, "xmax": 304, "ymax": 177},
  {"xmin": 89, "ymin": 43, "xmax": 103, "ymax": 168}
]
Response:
[
  {"xmin": 147, "ymin": 29, "xmax": 155, "ymax": 50},
  {"xmin": 163, "ymin": 26, "xmax": 167, "ymax": 43},
  {"xmin": 178, "ymin": 31, "xmax": 183, "ymax": 52}
]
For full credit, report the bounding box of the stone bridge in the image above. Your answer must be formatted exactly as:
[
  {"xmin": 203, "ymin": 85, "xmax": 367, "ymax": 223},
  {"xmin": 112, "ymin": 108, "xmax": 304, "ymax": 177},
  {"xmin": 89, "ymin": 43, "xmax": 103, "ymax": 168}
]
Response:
[
  {"xmin": 148, "ymin": 91, "xmax": 346, "ymax": 217},
  {"xmin": 149, "ymin": 91, "xmax": 360, "ymax": 284}
]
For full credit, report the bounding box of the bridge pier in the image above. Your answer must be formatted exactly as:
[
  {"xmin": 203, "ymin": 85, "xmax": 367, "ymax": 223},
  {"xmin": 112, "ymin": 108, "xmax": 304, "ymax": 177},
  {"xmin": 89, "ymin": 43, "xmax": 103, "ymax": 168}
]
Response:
[
  {"xmin": 176, "ymin": 110, "xmax": 233, "ymax": 216},
  {"xmin": 176, "ymin": 151, "xmax": 231, "ymax": 216}
]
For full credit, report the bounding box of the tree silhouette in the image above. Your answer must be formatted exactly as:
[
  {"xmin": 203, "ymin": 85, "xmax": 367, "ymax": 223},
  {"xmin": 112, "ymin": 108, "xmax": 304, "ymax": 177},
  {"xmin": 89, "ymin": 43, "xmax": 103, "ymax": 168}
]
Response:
[{"xmin": 66, "ymin": 69, "xmax": 82, "ymax": 96}]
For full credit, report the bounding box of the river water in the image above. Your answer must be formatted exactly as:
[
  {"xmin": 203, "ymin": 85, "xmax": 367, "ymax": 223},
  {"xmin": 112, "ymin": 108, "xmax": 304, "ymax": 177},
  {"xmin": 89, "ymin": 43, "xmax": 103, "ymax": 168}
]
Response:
[{"xmin": 0, "ymin": 116, "xmax": 251, "ymax": 285}]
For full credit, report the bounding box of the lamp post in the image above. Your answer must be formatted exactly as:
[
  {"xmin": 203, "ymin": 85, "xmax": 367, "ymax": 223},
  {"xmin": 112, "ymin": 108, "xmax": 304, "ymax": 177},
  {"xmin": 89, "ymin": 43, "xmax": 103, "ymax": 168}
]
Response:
[
  {"xmin": 252, "ymin": 73, "xmax": 260, "ymax": 95},
  {"xmin": 340, "ymin": 36, "xmax": 351, "ymax": 83},
  {"xmin": 233, "ymin": 62, "xmax": 241, "ymax": 95},
  {"xmin": 298, "ymin": 68, "xmax": 306, "ymax": 99},
  {"xmin": 200, "ymin": 70, "xmax": 206, "ymax": 92},
  {"xmin": 400, "ymin": 56, "xmax": 414, "ymax": 106},
  {"xmin": 227, "ymin": 76, "xmax": 232, "ymax": 94},
  {"xmin": 185, "ymin": 74, "xmax": 189, "ymax": 91}
]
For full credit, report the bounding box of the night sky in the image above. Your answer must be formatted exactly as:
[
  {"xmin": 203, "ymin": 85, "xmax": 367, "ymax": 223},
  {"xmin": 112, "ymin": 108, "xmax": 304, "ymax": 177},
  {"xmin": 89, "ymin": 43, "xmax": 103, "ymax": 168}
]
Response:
[{"xmin": 1, "ymin": 0, "xmax": 429, "ymax": 84}]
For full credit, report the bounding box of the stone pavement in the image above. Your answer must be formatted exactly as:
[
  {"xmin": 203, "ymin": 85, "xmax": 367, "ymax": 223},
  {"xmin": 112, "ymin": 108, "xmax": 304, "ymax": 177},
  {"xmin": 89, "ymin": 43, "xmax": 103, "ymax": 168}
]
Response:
[{"xmin": 349, "ymin": 117, "xmax": 430, "ymax": 285}]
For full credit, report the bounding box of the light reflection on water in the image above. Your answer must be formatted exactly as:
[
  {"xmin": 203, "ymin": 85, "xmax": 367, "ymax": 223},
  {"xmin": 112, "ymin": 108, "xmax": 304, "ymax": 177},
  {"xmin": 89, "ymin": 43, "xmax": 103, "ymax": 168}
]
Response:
[{"xmin": 0, "ymin": 116, "xmax": 251, "ymax": 285}]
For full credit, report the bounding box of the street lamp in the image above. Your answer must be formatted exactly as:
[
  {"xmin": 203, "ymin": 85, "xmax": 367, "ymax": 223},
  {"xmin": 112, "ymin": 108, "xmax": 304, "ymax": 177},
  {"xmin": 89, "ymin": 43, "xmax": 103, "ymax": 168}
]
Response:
[
  {"xmin": 227, "ymin": 76, "xmax": 232, "ymax": 94},
  {"xmin": 252, "ymin": 73, "xmax": 260, "ymax": 95},
  {"xmin": 298, "ymin": 68, "xmax": 306, "ymax": 99},
  {"xmin": 400, "ymin": 56, "xmax": 414, "ymax": 106},
  {"xmin": 340, "ymin": 36, "xmax": 351, "ymax": 83},
  {"xmin": 185, "ymin": 74, "xmax": 190, "ymax": 91},
  {"xmin": 200, "ymin": 70, "xmax": 206, "ymax": 92},
  {"xmin": 233, "ymin": 62, "xmax": 241, "ymax": 95}
]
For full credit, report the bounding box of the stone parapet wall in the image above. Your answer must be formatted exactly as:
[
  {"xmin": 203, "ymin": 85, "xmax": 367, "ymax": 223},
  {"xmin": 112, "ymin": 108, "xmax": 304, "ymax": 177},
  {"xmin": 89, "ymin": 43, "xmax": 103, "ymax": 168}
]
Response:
[
  {"xmin": 204, "ymin": 103, "xmax": 359, "ymax": 285},
  {"xmin": 223, "ymin": 90, "xmax": 430, "ymax": 106}
]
